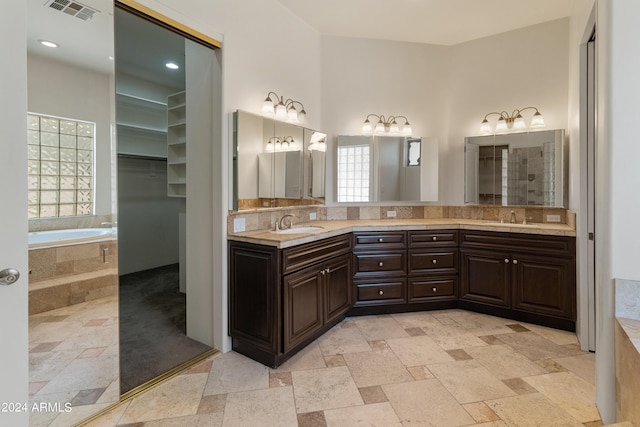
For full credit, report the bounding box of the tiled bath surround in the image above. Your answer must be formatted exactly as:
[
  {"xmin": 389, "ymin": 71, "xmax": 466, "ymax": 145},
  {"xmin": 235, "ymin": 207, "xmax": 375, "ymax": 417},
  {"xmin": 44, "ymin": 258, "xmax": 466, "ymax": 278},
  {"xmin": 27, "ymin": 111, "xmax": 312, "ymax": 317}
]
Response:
[
  {"xmin": 28, "ymin": 241, "xmax": 118, "ymax": 315},
  {"xmin": 28, "ymin": 214, "xmax": 114, "ymax": 232},
  {"xmin": 227, "ymin": 205, "xmax": 574, "ymax": 234},
  {"xmin": 615, "ymin": 278, "xmax": 640, "ymax": 425}
]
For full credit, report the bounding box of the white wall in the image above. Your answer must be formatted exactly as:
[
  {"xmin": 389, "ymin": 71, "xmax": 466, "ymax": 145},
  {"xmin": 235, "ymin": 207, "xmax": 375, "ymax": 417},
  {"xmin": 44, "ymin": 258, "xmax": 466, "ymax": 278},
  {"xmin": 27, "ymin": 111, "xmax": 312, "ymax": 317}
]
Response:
[
  {"xmin": 445, "ymin": 18, "xmax": 570, "ymax": 205},
  {"xmin": 321, "ymin": 36, "xmax": 449, "ymax": 205},
  {"xmin": 320, "ymin": 19, "xmax": 569, "ymax": 205},
  {"xmin": 27, "ymin": 54, "xmax": 113, "ymax": 216}
]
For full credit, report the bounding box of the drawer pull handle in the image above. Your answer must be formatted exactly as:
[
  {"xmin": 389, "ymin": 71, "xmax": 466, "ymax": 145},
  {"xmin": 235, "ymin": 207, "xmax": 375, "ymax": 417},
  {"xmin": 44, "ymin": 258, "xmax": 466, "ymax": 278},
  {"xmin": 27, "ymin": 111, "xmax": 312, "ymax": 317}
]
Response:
[
  {"xmin": 320, "ymin": 269, "xmax": 326, "ymax": 276},
  {"xmin": 432, "ymin": 287, "xmax": 437, "ymax": 292},
  {"xmin": 378, "ymin": 290, "xmax": 384, "ymax": 296},
  {"xmin": 432, "ymin": 259, "xmax": 437, "ymax": 264},
  {"xmin": 432, "ymin": 236, "xmax": 437, "ymax": 241},
  {"xmin": 505, "ymin": 259, "xmax": 510, "ymax": 263},
  {"xmin": 513, "ymin": 259, "xmax": 518, "ymax": 265},
  {"xmin": 378, "ymin": 238, "xmax": 383, "ymax": 243},
  {"xmin": 378, "ymin": 261, "xmax": 384, "ymax": 267}
]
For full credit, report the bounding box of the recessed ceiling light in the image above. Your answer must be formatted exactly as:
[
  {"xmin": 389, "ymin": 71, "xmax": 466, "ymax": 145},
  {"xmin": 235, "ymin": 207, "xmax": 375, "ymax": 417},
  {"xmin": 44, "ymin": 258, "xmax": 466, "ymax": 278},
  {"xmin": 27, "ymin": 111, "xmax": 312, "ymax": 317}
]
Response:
[
  {"xmin": 39, "ymin": 40, "xmax": 59, "ymax": 48},
  {"xmin": 165, "ymin": 62, "xmax": 179, "ymax": 70},
  {"xmin": 108, "ymin": 56, "xmax": 114, "ymax": 61}
]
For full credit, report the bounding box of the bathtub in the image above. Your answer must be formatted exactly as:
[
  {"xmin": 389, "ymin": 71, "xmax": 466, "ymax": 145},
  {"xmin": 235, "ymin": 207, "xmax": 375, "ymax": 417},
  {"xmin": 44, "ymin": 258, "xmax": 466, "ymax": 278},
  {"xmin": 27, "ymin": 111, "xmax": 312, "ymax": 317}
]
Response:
[{"xmin": 28, "ymin": 227, "xmax": 116, "ymax": 249}]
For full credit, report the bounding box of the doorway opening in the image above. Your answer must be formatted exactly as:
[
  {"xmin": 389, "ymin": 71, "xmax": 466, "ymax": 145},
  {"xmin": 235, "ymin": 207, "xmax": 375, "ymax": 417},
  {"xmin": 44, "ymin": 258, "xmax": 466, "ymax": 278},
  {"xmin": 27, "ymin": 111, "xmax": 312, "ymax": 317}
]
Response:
[{"xmin": 114, "ymin": 3, "xmax": 220, "ymax": 393}]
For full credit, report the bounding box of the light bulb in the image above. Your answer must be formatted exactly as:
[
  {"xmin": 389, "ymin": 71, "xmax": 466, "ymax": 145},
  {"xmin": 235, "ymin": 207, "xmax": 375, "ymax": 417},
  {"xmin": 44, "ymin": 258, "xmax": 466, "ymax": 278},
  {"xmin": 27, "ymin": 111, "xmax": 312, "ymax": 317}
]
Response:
[
  {"xmin": 287, "ymin": 107, "xmax": 298, "ymax": 121},
  {"xmin": 374, "ymin": 120, "xmax": 385, "ymax": 133},
  {"xmin": 389, "ymin": 120, "xmax": 399, "ymax": 133},
  {"xmin": 513, "ymin": 114, "xmax": 526, "ymax": 129},
  {"xmin": 495, "ymin": 117, "xmax": 508, "ymax": 132},
  {"xmin": 262, "ymin": 97, "xmax": 274, "ymax": 114},
  {"xmin": 480, "ymin": 119, "xmax": 492, "ymax": 134},
  {"xmin": 530, "ymin": 111, "xmax": 545, "ymax": 127},
  {"xmin": 275, "ymin": 102, "xmax": 287, "ymax": 119},
  {"xmin": 362, "ymin": 120, "xmax": 372, "ymax": 133},
  {"xmin": 402, "ymin": 123, "xmax": 412, "ymax": 135}
]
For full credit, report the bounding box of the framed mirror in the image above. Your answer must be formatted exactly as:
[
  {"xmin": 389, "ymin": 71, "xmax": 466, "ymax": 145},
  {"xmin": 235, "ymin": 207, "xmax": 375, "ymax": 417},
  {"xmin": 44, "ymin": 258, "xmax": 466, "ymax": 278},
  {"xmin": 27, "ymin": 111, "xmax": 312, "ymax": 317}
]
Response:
[
  {"xmin": 336, "ymin": 135, "xmax": 438, "ymax": 203},
  {"xmin": 233, "ymin": 110, "xmax": 326, "ymax": 210},
  {"xmin": 464, "ymin": 129, "xmax": 567, "ymax": 207}
]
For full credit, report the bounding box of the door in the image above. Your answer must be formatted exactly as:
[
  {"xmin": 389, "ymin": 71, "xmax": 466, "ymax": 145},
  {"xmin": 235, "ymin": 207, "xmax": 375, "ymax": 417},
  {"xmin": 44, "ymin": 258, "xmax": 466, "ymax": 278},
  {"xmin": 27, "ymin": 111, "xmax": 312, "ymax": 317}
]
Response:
[
  {"xmin": 324, "ymin": 254, "xmax": 352, "ymax": 324},
  {"xmin": 283, "ymin": 266, "xmax": 323, "ymax": 352},
  {"xmin": 511, "ymin": 253, "xmax": 574, "ymax": 320},
  {"xmin": 460, "ymin": 248, "xmax": 511, "ymax": 307},
  {"xmin": 0, "ymin": 2, "xmax": 28, "ymax": 424}
]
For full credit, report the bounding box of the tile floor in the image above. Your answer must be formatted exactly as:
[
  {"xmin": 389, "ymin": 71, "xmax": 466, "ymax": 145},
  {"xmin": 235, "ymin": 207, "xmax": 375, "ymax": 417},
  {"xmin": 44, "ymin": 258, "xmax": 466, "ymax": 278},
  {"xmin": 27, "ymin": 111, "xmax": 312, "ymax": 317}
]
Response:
[
  {"xmin": 29, "ymin": 294, "xmax": 120, "ymax": 427},
  {"xmin": 85, "ymin": 309, "xmax": 605, "ymax": 427}
]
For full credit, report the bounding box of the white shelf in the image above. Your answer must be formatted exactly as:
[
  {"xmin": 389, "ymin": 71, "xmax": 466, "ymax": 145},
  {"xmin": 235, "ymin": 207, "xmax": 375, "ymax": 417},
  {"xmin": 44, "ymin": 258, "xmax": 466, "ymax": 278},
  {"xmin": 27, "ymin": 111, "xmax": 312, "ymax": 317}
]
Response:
[{"xmin": 167, "ymin": 91, "xmax": 187, "ymax": 198}]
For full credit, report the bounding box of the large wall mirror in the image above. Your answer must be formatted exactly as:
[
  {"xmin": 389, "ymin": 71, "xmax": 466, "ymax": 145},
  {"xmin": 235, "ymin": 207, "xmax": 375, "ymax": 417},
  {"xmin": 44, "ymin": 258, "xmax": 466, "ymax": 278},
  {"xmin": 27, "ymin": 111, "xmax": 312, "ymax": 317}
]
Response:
[
  {"xmin": 336, "ymin": 135, "xmax": 438, "ymax": 203},
  {"xmin": 464, "ymin": 129, "xmax": 567, "ymax": 207},
  {"xmin": 233, "ymin": 110, "xmax": 326, "ymax": 210}
]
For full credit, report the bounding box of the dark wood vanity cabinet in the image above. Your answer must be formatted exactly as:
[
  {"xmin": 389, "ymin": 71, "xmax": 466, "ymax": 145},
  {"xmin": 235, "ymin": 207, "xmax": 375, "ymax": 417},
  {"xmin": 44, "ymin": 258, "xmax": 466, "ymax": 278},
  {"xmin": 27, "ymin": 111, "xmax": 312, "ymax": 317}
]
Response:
[
  {"xmin": 459, "ymin": 230, "xmax": 576, "ymax": 330},
  {"xmin": 351, "ymin": 230, "xmax": 459, "ymax": 313},
  {"xmin": 229, "ymin": 234, "xmax": 352, "ymax": 367}
]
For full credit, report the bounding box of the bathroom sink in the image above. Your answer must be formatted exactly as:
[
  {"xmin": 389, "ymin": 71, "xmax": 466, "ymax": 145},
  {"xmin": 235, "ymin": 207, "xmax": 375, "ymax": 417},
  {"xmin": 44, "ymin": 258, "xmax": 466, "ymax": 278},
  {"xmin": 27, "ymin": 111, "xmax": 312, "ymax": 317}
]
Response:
[
  {"xmin": 488, "ymin": 221, "xmax": 536, "ymax": 227},
  {"xmin": 271, "ymin": 226, "xmax": 324, "ymax": 234}
]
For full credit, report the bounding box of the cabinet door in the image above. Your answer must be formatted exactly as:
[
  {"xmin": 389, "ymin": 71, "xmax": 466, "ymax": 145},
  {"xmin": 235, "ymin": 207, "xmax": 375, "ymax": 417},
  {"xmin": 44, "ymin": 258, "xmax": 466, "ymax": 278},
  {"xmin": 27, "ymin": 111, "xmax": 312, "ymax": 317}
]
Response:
[
  {"xmin": 283, "ymin": 266, "xmax": 324, "ymax": 352},
  {"xmin": 511, "ymin": 253, "xmax": 575, "ymax": 319},
  {"xmin": 460, "ymin": 248, "xmax": 511, "ymax": 307},
  {"xmin": 324, "ymin": 254, "xmax": 352, "ymax": 324}
]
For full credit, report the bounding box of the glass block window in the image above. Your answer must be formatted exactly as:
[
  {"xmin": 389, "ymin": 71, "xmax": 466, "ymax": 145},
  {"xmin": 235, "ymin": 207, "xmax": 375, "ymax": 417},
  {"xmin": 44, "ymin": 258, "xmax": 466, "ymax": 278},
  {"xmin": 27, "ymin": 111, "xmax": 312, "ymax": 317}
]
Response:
[
  {"xmin": 27, "ymin": 113, "xmax": 95, "ymax": 218},
  {"xmin": 337, "ymin": 144, "xmax": 370, "ymax": 202}
]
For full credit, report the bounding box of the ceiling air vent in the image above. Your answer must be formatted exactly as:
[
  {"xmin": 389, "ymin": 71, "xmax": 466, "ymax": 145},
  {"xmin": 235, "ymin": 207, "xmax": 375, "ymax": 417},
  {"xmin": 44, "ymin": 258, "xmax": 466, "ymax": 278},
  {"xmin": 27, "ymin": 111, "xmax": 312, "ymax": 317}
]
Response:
[{"xmin": 46, "ymin": 0, "xmax": 99, "ymax": 21}]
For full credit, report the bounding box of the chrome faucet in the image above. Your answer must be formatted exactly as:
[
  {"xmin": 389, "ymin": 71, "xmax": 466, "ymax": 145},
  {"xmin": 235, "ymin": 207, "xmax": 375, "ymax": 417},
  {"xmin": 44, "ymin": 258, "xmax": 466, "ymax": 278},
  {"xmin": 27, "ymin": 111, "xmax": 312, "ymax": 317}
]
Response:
[
  {"xmin": 279, "ymin": 214, "xmax": 295, "ymax": 230},
  {"xmin": 510, "ymin": 210, "xmax": 516, "ymax": 224}
]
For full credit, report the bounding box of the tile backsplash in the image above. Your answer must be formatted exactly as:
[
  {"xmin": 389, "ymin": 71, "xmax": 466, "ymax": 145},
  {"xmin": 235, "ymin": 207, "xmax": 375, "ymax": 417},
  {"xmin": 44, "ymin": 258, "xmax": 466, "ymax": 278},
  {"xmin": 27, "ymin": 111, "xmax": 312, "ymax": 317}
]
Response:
[{"xmin": 228, "ymin": 205, "xmax": 573, "ymax": 234}]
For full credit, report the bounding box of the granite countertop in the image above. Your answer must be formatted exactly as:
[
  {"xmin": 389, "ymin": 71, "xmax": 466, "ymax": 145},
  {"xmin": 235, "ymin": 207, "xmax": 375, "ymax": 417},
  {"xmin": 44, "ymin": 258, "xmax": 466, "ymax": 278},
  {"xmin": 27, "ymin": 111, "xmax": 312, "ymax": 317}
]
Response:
[{"xmin": 228, "ymin": 218, "xmax": 576, "ymax": 249}]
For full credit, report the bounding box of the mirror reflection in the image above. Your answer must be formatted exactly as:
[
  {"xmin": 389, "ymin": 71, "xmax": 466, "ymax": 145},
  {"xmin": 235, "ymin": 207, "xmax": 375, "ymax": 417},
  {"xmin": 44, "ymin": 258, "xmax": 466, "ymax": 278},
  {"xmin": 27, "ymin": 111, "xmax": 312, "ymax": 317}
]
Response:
[
  {"xmin": 464, "ymin": 129, "xmax": 566, "ymax": 207},
  {"xmin": 26, "ymin": 0, "xmax": 118, "ymax": 425},
  {"xmin": 234, "ymin": 110, "xmax": 326, "ymax": 209},
  {"xmin": 336, "ymin": 135, "xmax": 438, "ymax": 203}
]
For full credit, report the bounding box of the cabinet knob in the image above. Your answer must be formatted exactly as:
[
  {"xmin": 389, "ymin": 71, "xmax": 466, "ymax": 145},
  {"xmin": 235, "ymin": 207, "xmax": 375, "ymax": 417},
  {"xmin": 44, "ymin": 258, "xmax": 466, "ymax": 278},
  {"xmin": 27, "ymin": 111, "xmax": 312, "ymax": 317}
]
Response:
[
  {"xmin": 432, "ymin": 259, "xmax": 437, "ymax": 264},
  {"xmin": 378, "ymin": 238, "xmax": 383, "ymax": 243},
  {"xmin": 378, "ymin": 290, "xmax": 384, "ymax": 296},
  {"xmin": 513, "ymin": 259, "xmax": 518, "ymax": 265},
  {"xmin": 320, "ymin": 269, "xmax": 326, "ymax": 276},
  {"xmin": 378, "ymin": 261, "xmax": 384, "ymax": 267},
  {"xmin": 432, "ymin": 236, "xmax": 437, "ymax": 241},
  {"xmin": 432, "ymin": 287, "xmax": 437, "ymax": 292},
  {"xmin": 325, "ymin": 267, "xmax": 331, "ymax": 274},
  {"xmin": 504, "ymin": 259, "xmax": 510, "ymax": 263}
]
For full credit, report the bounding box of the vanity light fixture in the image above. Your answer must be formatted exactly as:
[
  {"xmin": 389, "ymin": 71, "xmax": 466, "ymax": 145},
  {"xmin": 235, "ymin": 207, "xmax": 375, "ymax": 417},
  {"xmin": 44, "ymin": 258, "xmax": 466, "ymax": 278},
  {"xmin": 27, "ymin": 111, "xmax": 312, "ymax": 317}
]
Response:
[
  {"xmin": 362, "ymin": 114, "xmax": 412, "ymax": 135},
  {"xmin": 265, "ymin": 136, "xmax": 299, "ymax": 153},
  {"xmin": 308, "ymin": 132, "xmax": 327, "ymax": 152},
  {"xmin": 39, "ymin": 40, "xmax": 59, "ymax": 48},
  {"xmin": 480, "ymin": 107, "xmax": 545, "ymax": 134},
  {"xmin": 261, "ymin": 91, "xmax": 307, "ymax": 123}
]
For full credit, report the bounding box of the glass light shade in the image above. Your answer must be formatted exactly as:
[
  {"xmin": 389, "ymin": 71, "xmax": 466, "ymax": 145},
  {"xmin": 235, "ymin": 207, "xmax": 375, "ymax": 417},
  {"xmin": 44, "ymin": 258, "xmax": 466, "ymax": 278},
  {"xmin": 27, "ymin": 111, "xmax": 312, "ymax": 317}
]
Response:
[
  {"xmin": 389, "ymin": 121, "xmax": 399, "ymax": 133},
  {"xmin": 297, "ymin": 109, "xmax": 306, "ymax": 123},
  {"xmin": 265, "ymin": 141, "xmax": 274, "ymax": 152},
  {"xmin": 480, "ymin": 119, "xmax": 492, "ymax": 134},
  {"xmin": 362, "ymin": 120, "xmax": 373, "ymax": 133},
  {"xmin": 287, "ymin": 107, "xmax": 298, "ymax": 121},
  {"xmin": 402, "ymin": 123, "xmax": 412, "ymax": 135},
  {"xmin": 530, "ymin": 111, "xmax": 545, "ymax": 127},
  {"xmin": 275, "ymin": 103, "xmax": 287, "ymax": 119},
  {"xmin": 374, "ymin": 121, "xmax": 385, "ymax": 133},
  {"xmin": 513, "ymin": 115, "xmax": 526, "ymax": 129},
  {"xmin": 309, "ymin": 141, "xmax": 327, "ymax": 152},
  {"xmin": 262, "ymin": 97, "xmax": 274, "ymax": 114},
  {"xmin": 495, "ymin": 117, "xmax": 508, "ymax": 132}
]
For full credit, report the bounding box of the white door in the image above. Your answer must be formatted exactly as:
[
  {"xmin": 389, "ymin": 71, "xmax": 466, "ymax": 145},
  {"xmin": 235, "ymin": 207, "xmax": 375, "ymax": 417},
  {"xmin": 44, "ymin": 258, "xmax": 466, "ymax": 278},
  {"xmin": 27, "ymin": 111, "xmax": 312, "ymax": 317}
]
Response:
[{"xmin": 0, "ymin": 2, "xmax": 29, "ymax": 426}]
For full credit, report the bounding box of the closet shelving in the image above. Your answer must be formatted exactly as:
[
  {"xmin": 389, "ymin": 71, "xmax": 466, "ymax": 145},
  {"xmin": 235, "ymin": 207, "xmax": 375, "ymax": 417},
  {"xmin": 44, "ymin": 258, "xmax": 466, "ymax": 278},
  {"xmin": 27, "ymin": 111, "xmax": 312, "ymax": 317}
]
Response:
[{"xmin": 167, "ymin": 91, "xmax": 187, "ymax": 197}]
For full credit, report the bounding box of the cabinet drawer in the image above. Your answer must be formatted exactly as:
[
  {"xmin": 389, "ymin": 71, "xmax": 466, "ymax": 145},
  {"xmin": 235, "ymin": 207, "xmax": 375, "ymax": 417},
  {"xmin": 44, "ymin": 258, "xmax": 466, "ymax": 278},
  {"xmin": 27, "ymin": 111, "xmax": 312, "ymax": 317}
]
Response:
[
  {"xmin": 460, "ymin": 231, "xmax": 575, "ymax": 257},
  {"xmin": 408, "ymin": 277, "xmax": 457, "ymax": 302},
  {"xmin": 283, "ymin": 234, "xmax": 352, "ymax": 274},
  {"xmin": 353, "ymin": 232, "xmax": 406, "ymax": 250},
  {"xmin": 354, "ymin": 279, "xmax": 406, "ymax": 305},
  {"xmin": 408, "ymin": 250, "xmax": 458, "ymax": 275},
  {"xmin": 353, "ymin": 251, "xmax": 406, "ymax": 277},
  {"xmin": 408, "ymin": 231, "xmax": 458, "ymax": 248}
]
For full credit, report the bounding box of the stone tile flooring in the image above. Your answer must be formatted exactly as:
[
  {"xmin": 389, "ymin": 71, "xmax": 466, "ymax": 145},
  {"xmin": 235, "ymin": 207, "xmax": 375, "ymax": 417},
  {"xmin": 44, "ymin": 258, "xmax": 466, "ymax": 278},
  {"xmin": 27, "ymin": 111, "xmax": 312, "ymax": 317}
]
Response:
[{"xmin": 87, "ymin": 310, "xmax": 603, "ymax": 427}]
